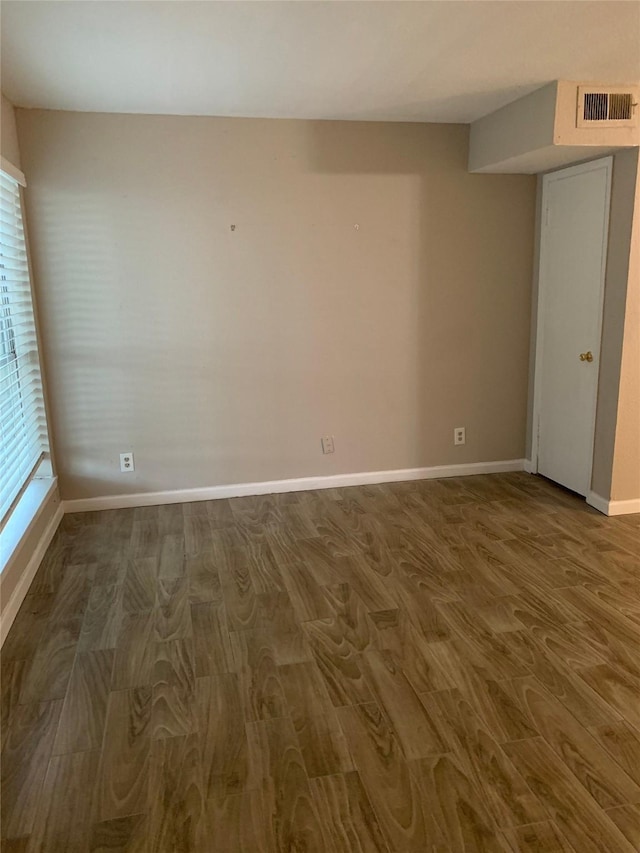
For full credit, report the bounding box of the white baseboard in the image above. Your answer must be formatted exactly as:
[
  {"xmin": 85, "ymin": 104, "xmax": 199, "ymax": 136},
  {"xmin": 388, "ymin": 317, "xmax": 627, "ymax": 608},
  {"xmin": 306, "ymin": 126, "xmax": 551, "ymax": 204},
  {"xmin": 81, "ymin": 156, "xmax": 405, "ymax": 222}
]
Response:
[
  {"xmin": 586, "ymin": 492, "xmax": 610, "ymax": 515},
  {"xmin": 523, "ymin": 458, "xmax": 536, "ymax": 474},
  {"xmin": 63, "ymin": 458, "xmax": 526, "ymax": 513},
  {"xmin": 587, "ymin": 491, "xmax": 640, "ymax": 516},
  {"xmin": 0, "ymin": 502, "xmax": 64, "ymax": 646}
]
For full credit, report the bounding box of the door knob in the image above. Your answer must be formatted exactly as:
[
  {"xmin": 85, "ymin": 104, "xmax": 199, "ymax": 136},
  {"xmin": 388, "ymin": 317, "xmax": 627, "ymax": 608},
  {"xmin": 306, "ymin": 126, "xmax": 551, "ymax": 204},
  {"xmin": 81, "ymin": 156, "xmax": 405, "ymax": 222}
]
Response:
[{"xmin": 579, "ymin": 351, "xmax": 594, "ymax": 362}]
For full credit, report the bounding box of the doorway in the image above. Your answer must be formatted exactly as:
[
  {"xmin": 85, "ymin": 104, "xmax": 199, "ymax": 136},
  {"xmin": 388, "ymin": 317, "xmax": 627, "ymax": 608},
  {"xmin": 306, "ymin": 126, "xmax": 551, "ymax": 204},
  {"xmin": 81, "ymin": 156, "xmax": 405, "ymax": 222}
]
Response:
[{"xmin": 532, "ymin": 157, "xmax": 612, "ymax": 497}]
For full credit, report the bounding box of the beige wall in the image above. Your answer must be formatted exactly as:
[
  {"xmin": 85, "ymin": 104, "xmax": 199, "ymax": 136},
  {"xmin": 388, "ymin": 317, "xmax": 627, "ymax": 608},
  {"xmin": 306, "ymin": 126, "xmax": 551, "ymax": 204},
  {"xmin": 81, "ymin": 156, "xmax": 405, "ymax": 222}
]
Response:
[
  {"xmin": 17, "ymin": 110, "xmax": 536, "ymax": 500},
  {"xmin": 469, "ymin": 83, "xmax": 557, "ymax": 173},
  {"xmin": 1, "ymin": 93, "xmax": 22, "ymax": 168},
  {"xmin": 592, "ymin": 149, "xmax": 639, "ymax": 500},
  {"xmin": 610, "ymin": 153, "xmax": 640, "ymax": 502},
  {"xmin": 525, "ymin": 175, "xmax": 544, "ymax": 463}
]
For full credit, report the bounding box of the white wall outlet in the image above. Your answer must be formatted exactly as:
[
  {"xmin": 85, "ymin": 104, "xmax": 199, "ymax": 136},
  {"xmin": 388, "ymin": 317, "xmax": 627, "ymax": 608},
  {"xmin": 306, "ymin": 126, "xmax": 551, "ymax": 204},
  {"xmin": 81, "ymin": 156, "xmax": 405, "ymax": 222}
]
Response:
[
  {"xmin": 454, "ymin": 427, "xmax": 466, "ymax": 446},
  {"xmin": 120, "ymin": 451, "xmax": 135, "ymax": 472},
  {"xmin": 321, "ymin": 435, "xmax": 335, "ymax": 454}
]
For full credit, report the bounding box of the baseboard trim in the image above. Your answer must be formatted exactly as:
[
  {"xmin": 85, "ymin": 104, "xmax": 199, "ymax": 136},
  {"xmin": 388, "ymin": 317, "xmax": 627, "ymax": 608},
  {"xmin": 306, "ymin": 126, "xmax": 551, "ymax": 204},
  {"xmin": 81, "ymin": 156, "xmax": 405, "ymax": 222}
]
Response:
[
  {"xmin": 586, "ymin": 492, "xmax": 610, "ymax": 515},
  {"xmin": 587, "ymin": 491, "xmax": 640, "ymax": 516},
  {"xmin": 63, "ymin": 459, "xmax": 526, "ymax": 513},
  {"xmin": 0, "ymin": 502, "xmax": 64, "ymax": 646},
  {"xmin": 523, "ymin": 458, "xmax": 536, "ymax": 474}
]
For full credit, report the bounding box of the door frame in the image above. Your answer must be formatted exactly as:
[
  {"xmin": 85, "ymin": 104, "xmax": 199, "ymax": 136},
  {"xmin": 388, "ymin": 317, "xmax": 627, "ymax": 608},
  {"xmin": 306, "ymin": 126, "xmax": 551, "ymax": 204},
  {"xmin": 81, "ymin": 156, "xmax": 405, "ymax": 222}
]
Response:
[{"xmin": 530, "ymin": 156, "xmax": 613, "ymax": 492}]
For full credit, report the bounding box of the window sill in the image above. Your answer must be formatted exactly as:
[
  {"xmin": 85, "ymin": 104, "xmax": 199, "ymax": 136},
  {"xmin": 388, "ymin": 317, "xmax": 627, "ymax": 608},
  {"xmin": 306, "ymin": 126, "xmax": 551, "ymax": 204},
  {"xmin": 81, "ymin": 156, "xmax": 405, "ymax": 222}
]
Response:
[{"xmin": 0, "ymin": 476, "xmax": 59, "ymax": 576}]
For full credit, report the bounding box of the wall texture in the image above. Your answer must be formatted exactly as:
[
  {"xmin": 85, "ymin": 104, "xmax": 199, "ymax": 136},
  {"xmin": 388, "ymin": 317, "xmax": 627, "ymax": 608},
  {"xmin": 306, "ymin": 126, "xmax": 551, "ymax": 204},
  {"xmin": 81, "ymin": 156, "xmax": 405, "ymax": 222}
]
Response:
[
  {"xmin": 469, "ymin": 82, "xmax": 557, "ymax": 173},
  {"xmin": 1, "ymin": 93, "xmax": 22, "ymax": 168},
  {"xmin": 610, "ymin": 151, "xmax": 640, "ymax": 502},
  {"xmin": 592, "ymin": 149, "xmax": 639, "ymax": 500},
  {"xmin": 16, "ymin": 110, "xmax": 536, "ymax": 500}
]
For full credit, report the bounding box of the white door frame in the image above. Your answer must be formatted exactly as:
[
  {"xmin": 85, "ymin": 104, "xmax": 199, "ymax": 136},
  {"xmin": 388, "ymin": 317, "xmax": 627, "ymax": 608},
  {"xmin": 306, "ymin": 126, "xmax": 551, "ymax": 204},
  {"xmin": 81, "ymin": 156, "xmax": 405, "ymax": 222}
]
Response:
[{"xmin": 530, "ymin": 156, "xmax": 613, "ymax": 492}]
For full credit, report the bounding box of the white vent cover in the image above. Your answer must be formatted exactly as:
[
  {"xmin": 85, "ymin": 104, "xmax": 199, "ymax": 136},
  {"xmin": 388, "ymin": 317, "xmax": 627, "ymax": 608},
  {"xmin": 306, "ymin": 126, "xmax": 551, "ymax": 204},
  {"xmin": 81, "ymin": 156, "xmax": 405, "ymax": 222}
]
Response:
[{"xmin": 577, "ymin": 85, "xmax": 638, "ymax": 128}]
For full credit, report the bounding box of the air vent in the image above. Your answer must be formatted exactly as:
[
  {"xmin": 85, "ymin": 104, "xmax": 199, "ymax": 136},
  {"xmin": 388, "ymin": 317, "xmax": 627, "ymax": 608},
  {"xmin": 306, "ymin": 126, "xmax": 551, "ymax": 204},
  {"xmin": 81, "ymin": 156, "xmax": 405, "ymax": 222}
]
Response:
[{"xmin": 577, "ymin": 86, "xmax": 638, "ymax": 128}]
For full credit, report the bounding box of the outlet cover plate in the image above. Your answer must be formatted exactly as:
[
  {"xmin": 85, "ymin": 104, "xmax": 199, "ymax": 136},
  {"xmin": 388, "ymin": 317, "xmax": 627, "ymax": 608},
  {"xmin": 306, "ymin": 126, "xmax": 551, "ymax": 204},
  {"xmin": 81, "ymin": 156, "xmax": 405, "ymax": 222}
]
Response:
[{"xmin": 120, "ymin": 451, "xmax": 135, "ymax": 472}]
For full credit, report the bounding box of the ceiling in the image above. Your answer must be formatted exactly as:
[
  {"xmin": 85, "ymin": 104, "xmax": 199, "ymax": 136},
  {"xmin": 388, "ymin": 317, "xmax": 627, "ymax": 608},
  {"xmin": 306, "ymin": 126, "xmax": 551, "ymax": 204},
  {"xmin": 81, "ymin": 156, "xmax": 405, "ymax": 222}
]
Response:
[{"xmin": 2, "ymin": 1, "xmax": 639, "ymax": 124}]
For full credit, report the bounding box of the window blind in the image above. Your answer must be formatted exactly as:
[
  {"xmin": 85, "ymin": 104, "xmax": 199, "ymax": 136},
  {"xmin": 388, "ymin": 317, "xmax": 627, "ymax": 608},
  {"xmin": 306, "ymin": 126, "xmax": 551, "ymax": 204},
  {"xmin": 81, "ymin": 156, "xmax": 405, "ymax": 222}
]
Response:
[{"xmin": 0, "ymin": 169, "xmax": 49, "ymax": 523}]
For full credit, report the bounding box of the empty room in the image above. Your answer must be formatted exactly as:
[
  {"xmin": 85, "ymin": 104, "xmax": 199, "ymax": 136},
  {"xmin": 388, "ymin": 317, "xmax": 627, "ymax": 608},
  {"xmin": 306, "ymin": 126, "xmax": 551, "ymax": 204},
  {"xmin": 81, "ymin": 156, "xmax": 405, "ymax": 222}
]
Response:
[{"xmin": 1, "ymin": 1, "xmax": 639, "ymax": 851}]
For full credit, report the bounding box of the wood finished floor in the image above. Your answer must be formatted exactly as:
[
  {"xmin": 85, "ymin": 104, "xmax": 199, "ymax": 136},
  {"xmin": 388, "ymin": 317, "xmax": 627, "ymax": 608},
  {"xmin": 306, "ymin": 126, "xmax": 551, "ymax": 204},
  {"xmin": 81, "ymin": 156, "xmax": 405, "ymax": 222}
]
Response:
[{"xmin": 1, "ymin": 472, "xmax": 639, "ymax": 852}]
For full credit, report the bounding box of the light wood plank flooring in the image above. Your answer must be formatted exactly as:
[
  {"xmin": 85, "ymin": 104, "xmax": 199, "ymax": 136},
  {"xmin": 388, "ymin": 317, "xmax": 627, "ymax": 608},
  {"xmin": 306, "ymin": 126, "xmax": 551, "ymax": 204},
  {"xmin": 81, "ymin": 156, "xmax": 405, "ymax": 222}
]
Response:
[{"xmin": 1, "ymin": 472, "xmax": 639, "ymax": 852}]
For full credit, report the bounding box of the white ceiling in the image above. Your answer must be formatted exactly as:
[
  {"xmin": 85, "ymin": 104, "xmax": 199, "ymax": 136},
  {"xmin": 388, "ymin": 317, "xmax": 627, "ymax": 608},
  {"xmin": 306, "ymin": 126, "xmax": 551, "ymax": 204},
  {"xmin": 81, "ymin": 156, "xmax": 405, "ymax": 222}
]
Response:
[{"xmin": 2, "ymin": 1, "xmax": 639, "ymax": 123}]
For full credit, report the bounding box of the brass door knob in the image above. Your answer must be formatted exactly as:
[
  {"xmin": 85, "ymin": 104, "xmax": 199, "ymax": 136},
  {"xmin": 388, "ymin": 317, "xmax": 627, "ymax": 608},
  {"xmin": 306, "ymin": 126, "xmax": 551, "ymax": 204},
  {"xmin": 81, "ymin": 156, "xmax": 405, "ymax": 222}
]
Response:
[{"xmin": 580, "ymin": 351, "xmax": 594, "ymax": 362}]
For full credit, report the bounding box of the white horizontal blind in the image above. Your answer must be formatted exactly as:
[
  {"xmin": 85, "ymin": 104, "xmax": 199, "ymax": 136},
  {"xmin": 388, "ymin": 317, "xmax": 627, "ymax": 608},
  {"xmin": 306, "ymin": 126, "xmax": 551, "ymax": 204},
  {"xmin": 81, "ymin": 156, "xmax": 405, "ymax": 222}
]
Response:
[{"xmin": 0, "ymin": 169, "xmax": 49, "ymax": 522}]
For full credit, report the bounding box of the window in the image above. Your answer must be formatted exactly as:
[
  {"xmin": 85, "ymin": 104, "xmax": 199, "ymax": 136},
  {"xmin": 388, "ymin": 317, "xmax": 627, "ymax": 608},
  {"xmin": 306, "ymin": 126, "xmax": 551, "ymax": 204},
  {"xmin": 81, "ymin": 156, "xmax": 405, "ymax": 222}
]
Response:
[{"xmin": 0, "ymin": 168, "xmax": 50, "ymax": 523}]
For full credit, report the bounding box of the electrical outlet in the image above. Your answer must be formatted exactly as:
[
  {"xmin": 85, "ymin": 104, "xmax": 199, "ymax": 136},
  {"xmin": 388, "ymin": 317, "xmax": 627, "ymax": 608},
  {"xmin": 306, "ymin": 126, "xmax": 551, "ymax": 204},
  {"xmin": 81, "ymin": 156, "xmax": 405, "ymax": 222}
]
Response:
[
  {"xmin": 454, "ymin": 427, "xmax": 466, "ymax": 446},
  {"xmin": 321, "ymin": 435, "xmax": 335, "ymax": 454},
  {"xmin": 120, "ymin": 451, "xmax": 135, "ymax": 472}
]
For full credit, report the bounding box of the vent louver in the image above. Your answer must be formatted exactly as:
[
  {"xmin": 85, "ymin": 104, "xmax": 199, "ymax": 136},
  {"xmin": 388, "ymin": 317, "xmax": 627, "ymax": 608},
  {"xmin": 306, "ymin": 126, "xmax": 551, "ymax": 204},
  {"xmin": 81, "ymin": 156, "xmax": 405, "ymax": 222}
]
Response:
[{"xmin": 577, "ymin": 86, "xmax": 638, "ymax": 128}]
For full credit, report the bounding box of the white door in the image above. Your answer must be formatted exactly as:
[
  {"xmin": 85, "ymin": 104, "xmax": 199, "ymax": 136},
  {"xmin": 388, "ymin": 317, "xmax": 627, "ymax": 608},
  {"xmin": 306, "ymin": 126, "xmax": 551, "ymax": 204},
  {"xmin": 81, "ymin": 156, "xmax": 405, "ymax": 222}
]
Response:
[{"xmin": 534, "ymin": 158, "xmax": 612, "ymax": 496}]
